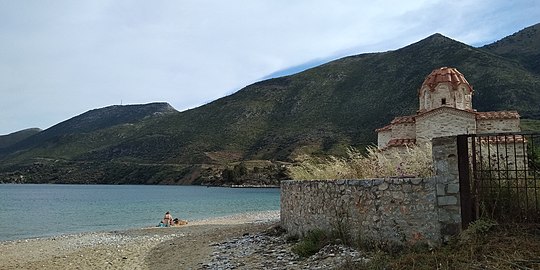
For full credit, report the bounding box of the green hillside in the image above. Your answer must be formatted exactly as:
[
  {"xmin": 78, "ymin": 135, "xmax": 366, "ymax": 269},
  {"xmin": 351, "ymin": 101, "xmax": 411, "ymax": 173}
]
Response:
[
  {"xmin": 483, "ymin": 23, "xmax": 540, "ymax": 74},
  {"xmin": 1, "ymin": 24, "xmax": 539, "ymax": 185},
  {"xmin": 0, "ymin": 103, "xmax": 176, "ymax": 158},
  {"xmin": 0, "ymin": 128, "xmax": 41, "ymax": 149}
]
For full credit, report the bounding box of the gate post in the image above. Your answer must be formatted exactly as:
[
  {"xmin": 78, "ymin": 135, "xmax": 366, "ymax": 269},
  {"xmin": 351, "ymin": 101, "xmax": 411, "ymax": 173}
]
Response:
[
  {"xmin": 432, "ymin": 136, "xmax": 464, "ymax": 240},
  {"xmin": 457, "ymin": 135, "xmax": 474, "ymax": 229}
]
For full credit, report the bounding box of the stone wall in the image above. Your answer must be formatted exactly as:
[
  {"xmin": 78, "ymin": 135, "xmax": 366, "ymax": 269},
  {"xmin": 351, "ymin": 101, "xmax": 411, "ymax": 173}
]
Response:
[
  {"xmin": 477, "ymin": 118, "xmax": 520, "ymax": 133},
  {"xmin": 391, "ymin": 123, "xmax": 416, "ymax": 140},
  {"xmin": 474, "ymin": 138, "xmax": 528, "ymax": 174},
  {"xmin": 431, "ymin": 136, "xmax": 463, "ymax": 239},
  {"xmin": 377, "ymin": 129, "xmax": 392, "ymax": 148},
  {"xmin": 418, "ymin": 83, "xmax": 472, "ymax": 112},
  {"xmin": 416, "ymin": 108, "xmax": 476, "ymax": 144},
  {"xmin": 280, "ymin": 136, "xmax": 464, "ymax": 247},
  {"xmin": 281, "ymin": 178, "xmax": 440, "ymax": 248}
]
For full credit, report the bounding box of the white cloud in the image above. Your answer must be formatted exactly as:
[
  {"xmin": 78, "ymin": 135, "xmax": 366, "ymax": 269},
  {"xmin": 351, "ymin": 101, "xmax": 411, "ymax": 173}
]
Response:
[{"xmin": 0, "ymin": 0, "xmax": 539, "ymax": 134}]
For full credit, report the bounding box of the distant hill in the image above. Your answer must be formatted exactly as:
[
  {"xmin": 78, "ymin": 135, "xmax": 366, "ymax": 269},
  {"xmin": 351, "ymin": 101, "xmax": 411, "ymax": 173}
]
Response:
[
  {"xmin": 0, "ymin": 102, "xmax": 177, "ymax": 158},
  {"xmin": 1, "ymin": 23, "xmax": 539, "ymax": 185},
  {"xmin": 483, "ymin": 23, "xmax": 540, "ymax": 74},
  {"xmin": 0, "ymin": 128, "xmax": 41, "ymax": 149}
]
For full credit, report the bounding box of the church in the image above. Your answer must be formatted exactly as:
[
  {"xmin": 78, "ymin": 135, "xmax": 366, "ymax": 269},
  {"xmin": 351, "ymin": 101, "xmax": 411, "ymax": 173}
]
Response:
[{"xmin": 376, "ymin": 67, "xmax": 521, "ymax": 149}]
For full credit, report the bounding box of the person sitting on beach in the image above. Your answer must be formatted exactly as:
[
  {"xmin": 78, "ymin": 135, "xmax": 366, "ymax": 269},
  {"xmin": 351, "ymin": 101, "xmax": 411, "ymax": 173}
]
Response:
[
  {"xmin": 163, "ymin": 211, "xmax": 173, "ymax": 227},
  {"xmin": 173, "ymin": 217, "xmax": 188, "ymax": 226}
]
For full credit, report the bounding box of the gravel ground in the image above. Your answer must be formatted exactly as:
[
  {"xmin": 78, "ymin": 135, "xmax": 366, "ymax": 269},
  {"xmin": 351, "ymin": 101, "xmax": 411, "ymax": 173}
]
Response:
[
  {"xmin": 0, "ymin": 210, "xmax": 369, "ymax": 269},
  {"xmin": 0, "ymin": 211, "xmax": 278, "ymax": 270}
]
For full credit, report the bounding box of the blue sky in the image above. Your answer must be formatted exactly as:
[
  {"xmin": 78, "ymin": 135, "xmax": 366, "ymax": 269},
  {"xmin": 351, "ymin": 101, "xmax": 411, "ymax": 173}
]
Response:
[{"xmin": 1, "ymin": 0, "xmax": 539, "ymax": 135}]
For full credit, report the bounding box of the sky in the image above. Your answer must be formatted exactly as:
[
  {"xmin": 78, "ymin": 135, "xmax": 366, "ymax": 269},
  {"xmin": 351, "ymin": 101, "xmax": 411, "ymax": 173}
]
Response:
[{"xmin": 1, "ymin": 1, "xmax": 539, "ymax": 135}]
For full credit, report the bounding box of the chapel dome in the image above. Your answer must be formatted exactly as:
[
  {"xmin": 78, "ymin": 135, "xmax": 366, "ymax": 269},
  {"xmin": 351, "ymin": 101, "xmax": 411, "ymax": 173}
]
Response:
[
  {"xmin": 419, "ymin": 67, "xmax": 473, "ymax": 94},
  {"xmin": 417, "ymin": 67, "xmax": 474, "ymax": 113}
]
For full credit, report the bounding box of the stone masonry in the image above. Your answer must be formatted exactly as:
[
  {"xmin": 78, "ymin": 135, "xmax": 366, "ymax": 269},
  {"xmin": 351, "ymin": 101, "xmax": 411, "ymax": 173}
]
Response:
[
  {"xmin": 280, "ymin": 135, "xmax": 464, "ymax": 248},
  {"xmin": 281, "ymin": 178, "xmax": 440, "ymax": 249},
  {"xmin": 431, "ymin": 136, "xmax": 462, "ymax": 239}
]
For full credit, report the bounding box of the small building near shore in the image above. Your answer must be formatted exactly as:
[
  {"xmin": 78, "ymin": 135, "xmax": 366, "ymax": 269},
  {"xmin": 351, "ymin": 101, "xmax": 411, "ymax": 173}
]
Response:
[{"xmin": 375, "ymin": 67, "xmax": 521, "ymax": 149}]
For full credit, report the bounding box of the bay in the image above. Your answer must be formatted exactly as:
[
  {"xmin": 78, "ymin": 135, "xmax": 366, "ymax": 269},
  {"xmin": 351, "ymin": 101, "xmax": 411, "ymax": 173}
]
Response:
[{"xmin": 0, "ymin": 184, "xmax": 280, "ymax": 241}]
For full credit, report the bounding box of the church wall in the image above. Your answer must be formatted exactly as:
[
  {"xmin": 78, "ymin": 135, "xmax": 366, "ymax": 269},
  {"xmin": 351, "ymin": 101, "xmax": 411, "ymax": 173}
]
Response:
[
  {"xmin": 476, "ymin": 118, "xmax": 520, "ymax": 133},
  {"xmin": 475, "ymin": 141, "xmax": 527, "ymax": 172},
  {"xmin": 431, "ymin": 84, "xmax": 453, "ymax": 108},
  {"xmin": 419, "ymin": 87, "xmax": 428, "ymax": 111},
  {"xmin": 455, "ymin": 85, "xmax": 472, "ymax": 111},
  {"xmin": 416, "ymin": 110, "xmax": 476, "ymax": 144},
  {"xmin": 391, "ymin": 123, "xmax": 416, "ymax": 140},
  {"xmin": 377, "ymin": 67, "xmax": 520, "ymax": 151},
  {"xmin": 419, "ymin": 83, "xmax": 473, "ymax": 113},
  {"xmin": 378, "ymin": 130, "xmax": 392, "ymax": 148}
]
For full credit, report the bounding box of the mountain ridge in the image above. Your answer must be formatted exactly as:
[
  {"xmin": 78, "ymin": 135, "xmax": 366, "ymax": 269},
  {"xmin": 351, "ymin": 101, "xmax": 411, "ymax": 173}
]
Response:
[
  {"xmin": 0, "ymin": 102, "xmax": 178, "ymax": 160},
  {"xmin": 1, "ymin": 24, "xmax": 539, "ymax": 185},
  {"xmin": 482, "ymin": 23, "xmax": 540, "ymax": 74},
  {"xmin": 0, "ymin": 128, "xmax": 42, "ymax": 149}
]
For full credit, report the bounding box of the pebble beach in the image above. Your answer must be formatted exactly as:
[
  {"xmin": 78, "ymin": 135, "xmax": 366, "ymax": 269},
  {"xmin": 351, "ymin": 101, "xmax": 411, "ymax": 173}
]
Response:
[
  {"xmin": 0, "ymin": 211, "xmax": 277, "ymax": 270},
  {"xmin": 0, "ymin": 210, "xmax": 366, "ymax": 269}
]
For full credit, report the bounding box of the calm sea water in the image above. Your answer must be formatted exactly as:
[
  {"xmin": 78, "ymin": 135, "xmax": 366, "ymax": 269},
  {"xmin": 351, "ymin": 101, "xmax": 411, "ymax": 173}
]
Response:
[{"xmin": 0, "ymin": 184, "xmax": 280, "ymax": 241}]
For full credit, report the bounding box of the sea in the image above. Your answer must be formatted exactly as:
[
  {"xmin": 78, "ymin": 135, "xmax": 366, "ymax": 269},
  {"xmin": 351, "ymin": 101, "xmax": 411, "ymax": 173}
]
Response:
[{"xmin": 0, "ymin": 184, "xmax": 280, "ymax": 242}]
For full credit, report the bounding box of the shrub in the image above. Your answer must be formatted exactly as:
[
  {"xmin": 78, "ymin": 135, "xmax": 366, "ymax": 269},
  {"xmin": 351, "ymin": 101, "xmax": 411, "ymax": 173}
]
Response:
[
  {"xmin": 291, "ymin": 229, "xmax": 330, "ymax": 258},
  {"xmin": 459, "ymin": 218, "xmax": 498, "ymax": 243},
  {"xmin": 289, "ymin": 144, "xmax": 433, "ymax": 180}
]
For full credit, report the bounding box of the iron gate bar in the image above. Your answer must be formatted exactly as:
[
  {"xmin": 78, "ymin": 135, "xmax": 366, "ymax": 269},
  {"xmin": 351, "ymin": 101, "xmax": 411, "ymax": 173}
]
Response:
[
  {"xmin": 522, "ymin": 134, "xmax": 528, "ymax": 219},
  {"xmin": 471, "ymin": 135, "xmax": 479, "ymax": 219},
  {"xmin": 533, "ymin": 135, "xmax": 539, "ymax": 213},
  {"xmin": 504, "ymin": 135, "xmax": 511, "ymax": 213},
  {"xmin": 514, "ymin": 135, "xmax": 521, "ymax": 220},
  {"xmin": 458, "ymin": 132, "xmax": 540, "ymax": 224},
  {"xmin": 457, "ymin": 135, "xmax": 473, "ymax": 228}
]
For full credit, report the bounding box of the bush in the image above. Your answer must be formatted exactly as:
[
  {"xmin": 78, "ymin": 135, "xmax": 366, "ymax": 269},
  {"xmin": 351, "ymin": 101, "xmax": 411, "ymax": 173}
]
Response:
[
  {"xmin": 346, "ymin": 223, "xmax": 540, "ymax": 269},
  {"xmin": 459, "ymin": 218, "xmax": 498, "ymax": 243},
  {"xmin": 291, "ymin": 229, "xmax": 330, "ymax": 258},
  {"xmin": 289, "ymin": 144, "xmax": 433, "ymax": 180}
]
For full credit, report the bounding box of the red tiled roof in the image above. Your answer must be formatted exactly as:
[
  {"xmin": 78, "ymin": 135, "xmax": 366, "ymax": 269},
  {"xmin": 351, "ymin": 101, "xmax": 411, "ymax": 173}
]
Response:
[
  {"xmin": 476, "ymin": 111, "xmax": 520, "ymax": 120},
  {"xmin": 420, "ymin": 67, "xmax": 473, "ymax": 94},
  {"xmin": 390, "ymin": 115, "xmax": 415, "ymax": 124},
  {"xmin": 386, "ymin": 138, "xmax": 416, "ymax": 147},
  {"xmin": 375, "ymin": 124, "xmax": 392, "ymax": 132}
]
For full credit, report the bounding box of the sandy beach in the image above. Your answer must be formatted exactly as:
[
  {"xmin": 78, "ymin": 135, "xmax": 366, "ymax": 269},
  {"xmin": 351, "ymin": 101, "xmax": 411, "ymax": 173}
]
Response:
[{"xmin": 0, "ymin": 211, "xmax": 280, "ymax": 270}]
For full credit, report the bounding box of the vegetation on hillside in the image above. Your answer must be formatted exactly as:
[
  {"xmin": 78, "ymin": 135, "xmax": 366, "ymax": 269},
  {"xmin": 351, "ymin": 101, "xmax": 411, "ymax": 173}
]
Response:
[
  {"xmin": 521, "ymin": 118, "xmax": 540, "ymax": 132},
  {"xmin": 0, "ymin": 128, "xmax": 41, "ymax": 149},
  {"xmin": 1, "ymin": 23, "xmax": 539, "ymax": 185},
  {"xmin": 483, "ymin": 23, "xmax": 540, "ymax": 74}
]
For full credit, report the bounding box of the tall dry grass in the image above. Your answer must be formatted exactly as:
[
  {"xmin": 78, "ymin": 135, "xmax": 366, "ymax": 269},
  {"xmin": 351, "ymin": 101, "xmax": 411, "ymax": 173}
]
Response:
[{"xmin": 289, "ymin": 144, "xmax": 433, "ymax": 180}]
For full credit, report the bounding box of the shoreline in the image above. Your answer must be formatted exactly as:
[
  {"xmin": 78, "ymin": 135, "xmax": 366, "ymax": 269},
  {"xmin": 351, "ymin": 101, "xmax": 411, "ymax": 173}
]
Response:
[
  {"xmin": 0, "ymin": 210, "xmax": 280, "ymax": 270},
  {"xmin": 0, "ymin": 210, "xmax": 280, "ymax": 244}
]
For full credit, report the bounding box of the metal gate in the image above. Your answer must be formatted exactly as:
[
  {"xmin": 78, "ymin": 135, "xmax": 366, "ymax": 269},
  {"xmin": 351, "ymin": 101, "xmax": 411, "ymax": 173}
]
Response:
[{"xmin": 458, "ymin": 132, "xmax": 540, "ymax": 226}]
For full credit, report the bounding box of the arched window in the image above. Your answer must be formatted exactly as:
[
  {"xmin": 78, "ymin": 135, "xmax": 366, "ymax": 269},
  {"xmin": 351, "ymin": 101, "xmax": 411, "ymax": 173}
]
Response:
[{"xmin": 424, "ymin": 91, "xmax": 431, "ymax": 110}]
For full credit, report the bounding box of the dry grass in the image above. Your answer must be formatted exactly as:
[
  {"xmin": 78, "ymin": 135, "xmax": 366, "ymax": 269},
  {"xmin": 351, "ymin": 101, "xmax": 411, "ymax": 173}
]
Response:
[
  {"xmin": 387, "ymin": 223, "xmax": 540, "ymax": 270},
  {"xmin": 288, "ymin": 144, "xmax": 433, "ymax": 180},
  {"xmin": 342, "ymin": 221, "xmax": 540, "ymax": 270}
]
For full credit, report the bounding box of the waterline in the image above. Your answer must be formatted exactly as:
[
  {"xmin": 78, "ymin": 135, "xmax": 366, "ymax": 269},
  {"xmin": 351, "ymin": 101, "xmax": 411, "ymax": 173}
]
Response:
[{"xmin": 0, "ymin": 184, "xmax": 280, "ymax": 241}]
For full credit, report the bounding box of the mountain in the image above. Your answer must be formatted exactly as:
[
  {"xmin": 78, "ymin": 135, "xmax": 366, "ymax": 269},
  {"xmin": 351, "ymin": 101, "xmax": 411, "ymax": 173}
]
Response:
[
  {"xmin": 0, "ymin": 102, "xmax": 177, "ymax": 159},
  {"xmin": 483, "ymin": 23, "xmax": 540, "ymax": 74},
  {"xmin": 1, "ymin": 24, "xmax": 539, "ymax": 185},
  {"xmin": 0, "ymin": 128, "xmax": 41, "ymax": 149}
]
